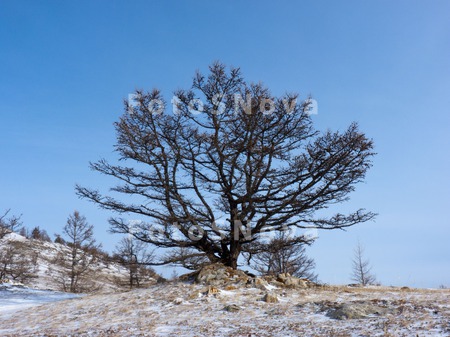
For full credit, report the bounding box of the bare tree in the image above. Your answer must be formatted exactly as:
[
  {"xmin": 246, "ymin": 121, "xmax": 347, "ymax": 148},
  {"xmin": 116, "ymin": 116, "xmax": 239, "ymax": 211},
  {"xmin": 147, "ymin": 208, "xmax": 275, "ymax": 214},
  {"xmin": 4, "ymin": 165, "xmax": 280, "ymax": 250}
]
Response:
[
  {"xmin": 54, "ymin": 234, "xmax": 66, "ymax": 245},
  {"xmin": 0, "ymin": 209, "xmax": 37, "ymax": 283},
  {"xmin": 250, "ymin": 231, "xmax": 317, "ymax": 281},
  {"xmin": 113, "ymin": 236, "xmax": 155, "ymax": 288},
  {"xmin": 76, "ymin": 62, "xmax": 376, "ymax": 270},
  {"xmin": 351, "ymin": 241, "xmax": 376, "ymax": 286},
  {"xmin": 31, "ymin": 226, "xmax": 51, "ymax": 242},
  {"xmin": 19, "ymin": 227, "xmax": 29, "ymax": 238},
  {"xmin": 53, "ymin": 211, "xmax": 100, "ymax": 292},
  {"xmin": 0, "ymin": 241, "xmax": 38, "ymax": 283},
  {"xmin": 0, "ymin": 209, "xmax": 22, "ymax": 239}
]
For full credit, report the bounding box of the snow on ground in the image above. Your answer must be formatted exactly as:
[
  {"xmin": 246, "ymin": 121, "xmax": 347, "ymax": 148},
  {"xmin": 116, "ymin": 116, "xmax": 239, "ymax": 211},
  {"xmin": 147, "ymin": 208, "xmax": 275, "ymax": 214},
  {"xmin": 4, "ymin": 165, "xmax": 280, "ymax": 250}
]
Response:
[
  {"xmin": 1, "ymin": 232, "xmax": 27, "ymax": 243},
  {"xmin": 0, "ymin": 282, "xmax": 449, "ymax": 336},
  {"xmin": 0, "ymin": 282, "xmax": 81, "ymax": 318}
]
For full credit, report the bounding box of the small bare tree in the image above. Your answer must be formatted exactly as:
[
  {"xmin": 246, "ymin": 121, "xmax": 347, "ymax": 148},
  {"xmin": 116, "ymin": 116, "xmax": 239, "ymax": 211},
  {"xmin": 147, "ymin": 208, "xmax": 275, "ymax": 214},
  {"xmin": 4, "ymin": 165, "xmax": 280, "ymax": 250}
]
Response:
[
  {"xmin": 53, "ymin": 211, "xmax": 100, "ymax": 292},
  {"xmin": 31, "ymin": 226, "xmax": 52, "ymax": 242},
  {"xmin": 249, "ymin": 231, "xmax": 317, "ymax": 281},
  {"xmin": 351, "ymin": 241, "xmax": 376, "ymax": 286},
  {"xmin": 0, "ymin": 209, "xmax": 22, "ymax": 239},
  {"xmin": 113, "ymin": 236, "xmax": 155, "ymax": 288}
]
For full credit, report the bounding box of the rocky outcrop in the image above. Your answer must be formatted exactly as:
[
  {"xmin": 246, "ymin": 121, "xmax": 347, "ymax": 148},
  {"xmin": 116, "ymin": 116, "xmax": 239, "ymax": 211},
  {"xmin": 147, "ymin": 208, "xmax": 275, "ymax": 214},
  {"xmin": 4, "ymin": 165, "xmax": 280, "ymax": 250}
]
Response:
[
  {"xmin": 257, "ymin": 272, "xmax": 313, "ymax": 288},
  {"xmin": 181, "ymin": 264, "xmax": 317, "ymax": 291},
  {"xmin": 187, "ymin": 263, "xmax": 250, "ymax": 286},
  {"xmin": 276, "ymin": 273, "xmax": 308, "ymax": 288}
]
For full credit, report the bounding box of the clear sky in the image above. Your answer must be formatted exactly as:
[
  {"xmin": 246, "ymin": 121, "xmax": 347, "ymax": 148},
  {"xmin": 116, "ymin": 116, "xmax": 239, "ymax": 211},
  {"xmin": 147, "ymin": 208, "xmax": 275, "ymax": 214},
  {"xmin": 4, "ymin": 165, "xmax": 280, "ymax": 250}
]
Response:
[{"xmin": 1, "ymin": 1, "xmax": 449, "ymax": 287}]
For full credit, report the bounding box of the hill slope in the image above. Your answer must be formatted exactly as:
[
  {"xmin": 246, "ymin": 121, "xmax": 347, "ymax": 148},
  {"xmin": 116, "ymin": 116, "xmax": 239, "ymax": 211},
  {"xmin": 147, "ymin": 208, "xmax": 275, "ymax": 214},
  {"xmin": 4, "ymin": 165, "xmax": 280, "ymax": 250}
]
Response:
[
  {"xmin": 0, "ymin": 280, "xmax": 449, "ymax": 336},
  {"xmin": 0, "ymin": 232, "xmax": 157, "ymax": 292}
]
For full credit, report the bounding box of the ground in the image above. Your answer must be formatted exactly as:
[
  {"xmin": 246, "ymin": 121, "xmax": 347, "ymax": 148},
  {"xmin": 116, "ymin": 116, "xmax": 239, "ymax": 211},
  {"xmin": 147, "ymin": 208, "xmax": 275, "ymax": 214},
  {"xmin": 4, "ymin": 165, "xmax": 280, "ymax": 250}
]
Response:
[{"xmin": 0, "ymin": 281, "xmax": 449, "ymax": 336}]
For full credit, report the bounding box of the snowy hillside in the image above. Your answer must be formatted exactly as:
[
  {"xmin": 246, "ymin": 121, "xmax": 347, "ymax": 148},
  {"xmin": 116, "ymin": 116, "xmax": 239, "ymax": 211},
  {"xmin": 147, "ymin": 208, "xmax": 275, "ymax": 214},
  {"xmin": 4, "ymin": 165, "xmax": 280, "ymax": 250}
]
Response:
[
  {"xmin": 0, "ymin": 232, "xmax": 158, "ymax": 292},
  {"xmin": 0, "ymin": 281, "xmax": 449, "ymax": 336}
]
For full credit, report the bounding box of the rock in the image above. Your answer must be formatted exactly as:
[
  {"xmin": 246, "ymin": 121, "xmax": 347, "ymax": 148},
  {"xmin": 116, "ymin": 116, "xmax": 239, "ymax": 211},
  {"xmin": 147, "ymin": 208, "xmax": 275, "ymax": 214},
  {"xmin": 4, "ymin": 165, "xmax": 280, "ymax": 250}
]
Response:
[
  {"xmin": 197, "ymin": 285, "xmax": 220, "ymax": 296},
  {"xmin": 194, "ymin": 263, "xmax": 249, "ymax": 286},
  {"xmin": 247, "ymin": 277, "xmax": 270, "ymax": 290},
  {"xmin": 223, "ymin": 304, "xmax": 241, "ymax": 312},
  {"xmin": 276, "ymin": 273, "xmax": 290, "ymax": 283},
  {"xmin": 173, "ymin": 297, "xmax": 183, "ymax": 305},
  {"xmin": 225, "ymin": 285, "xmax": 237, "ymax": 291},
  {"xmin": 319, "ymin": 301, "xmax": 393, "ymax": 320},
  {"xmin": 187, "ymin": 291, "xmax": 201, "ymax": 300},
  {"xmin": 270, "ymin": 280, "xmax": 286, "ymax": 287},
  {"xmin": 205, "ymin": 286, "xmax": 220, "ymax": 296},
  {"xmin": 263, "ymin": 293, "xmax": 279, "ymax": 303},
  {"xmin": 276, "ymin": 273, "xmax": 308, "ymax": 288}
]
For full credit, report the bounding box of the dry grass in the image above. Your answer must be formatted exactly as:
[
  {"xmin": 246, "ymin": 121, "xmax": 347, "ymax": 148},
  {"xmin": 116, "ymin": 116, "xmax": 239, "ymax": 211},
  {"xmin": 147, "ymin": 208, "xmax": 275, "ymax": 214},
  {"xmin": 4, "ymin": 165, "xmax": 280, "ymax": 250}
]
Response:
[{"xmin": 0, "ymin": 283, "xmax": 449, "ymax": 336}]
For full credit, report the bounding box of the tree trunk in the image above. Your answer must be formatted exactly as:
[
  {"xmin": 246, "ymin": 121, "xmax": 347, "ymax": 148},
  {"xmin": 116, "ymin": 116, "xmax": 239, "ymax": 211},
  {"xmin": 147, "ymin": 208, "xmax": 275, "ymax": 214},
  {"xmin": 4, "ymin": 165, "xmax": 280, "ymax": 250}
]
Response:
[
  {"xmin": 225, "ymin": 240, "xmax": 241, "ymax": 269},
  {"xmin": 224, "ymin": 207, "xmax": 242, "ymax": 269},
  {"xmin": 70, "ymin": 246, "xmax": 77, "ymax": 292}
]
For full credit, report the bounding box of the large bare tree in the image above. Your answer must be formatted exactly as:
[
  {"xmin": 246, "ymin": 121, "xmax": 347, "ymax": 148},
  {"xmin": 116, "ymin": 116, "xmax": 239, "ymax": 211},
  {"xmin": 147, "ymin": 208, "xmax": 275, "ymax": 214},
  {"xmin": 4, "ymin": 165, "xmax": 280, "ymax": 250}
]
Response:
[{"xmin": 76, "ymin": 62, "xmax": 376, "ymax": 269}]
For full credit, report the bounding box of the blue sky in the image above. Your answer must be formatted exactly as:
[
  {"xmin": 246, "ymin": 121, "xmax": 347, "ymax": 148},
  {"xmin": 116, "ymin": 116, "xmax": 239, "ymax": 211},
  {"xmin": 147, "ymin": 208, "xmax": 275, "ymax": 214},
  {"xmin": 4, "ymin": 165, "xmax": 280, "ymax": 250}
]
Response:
[{"xmin": 1, "ymin": 1, "xmax": 449, "ymax": 287}]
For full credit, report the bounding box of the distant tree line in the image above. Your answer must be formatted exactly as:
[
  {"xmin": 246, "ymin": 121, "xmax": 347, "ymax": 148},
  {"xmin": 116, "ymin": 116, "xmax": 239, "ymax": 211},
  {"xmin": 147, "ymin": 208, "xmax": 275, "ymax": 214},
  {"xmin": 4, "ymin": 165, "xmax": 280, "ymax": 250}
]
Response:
[{"xmin": 2, "ymin": 206, "xmax": 323, "ymax": 290}]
